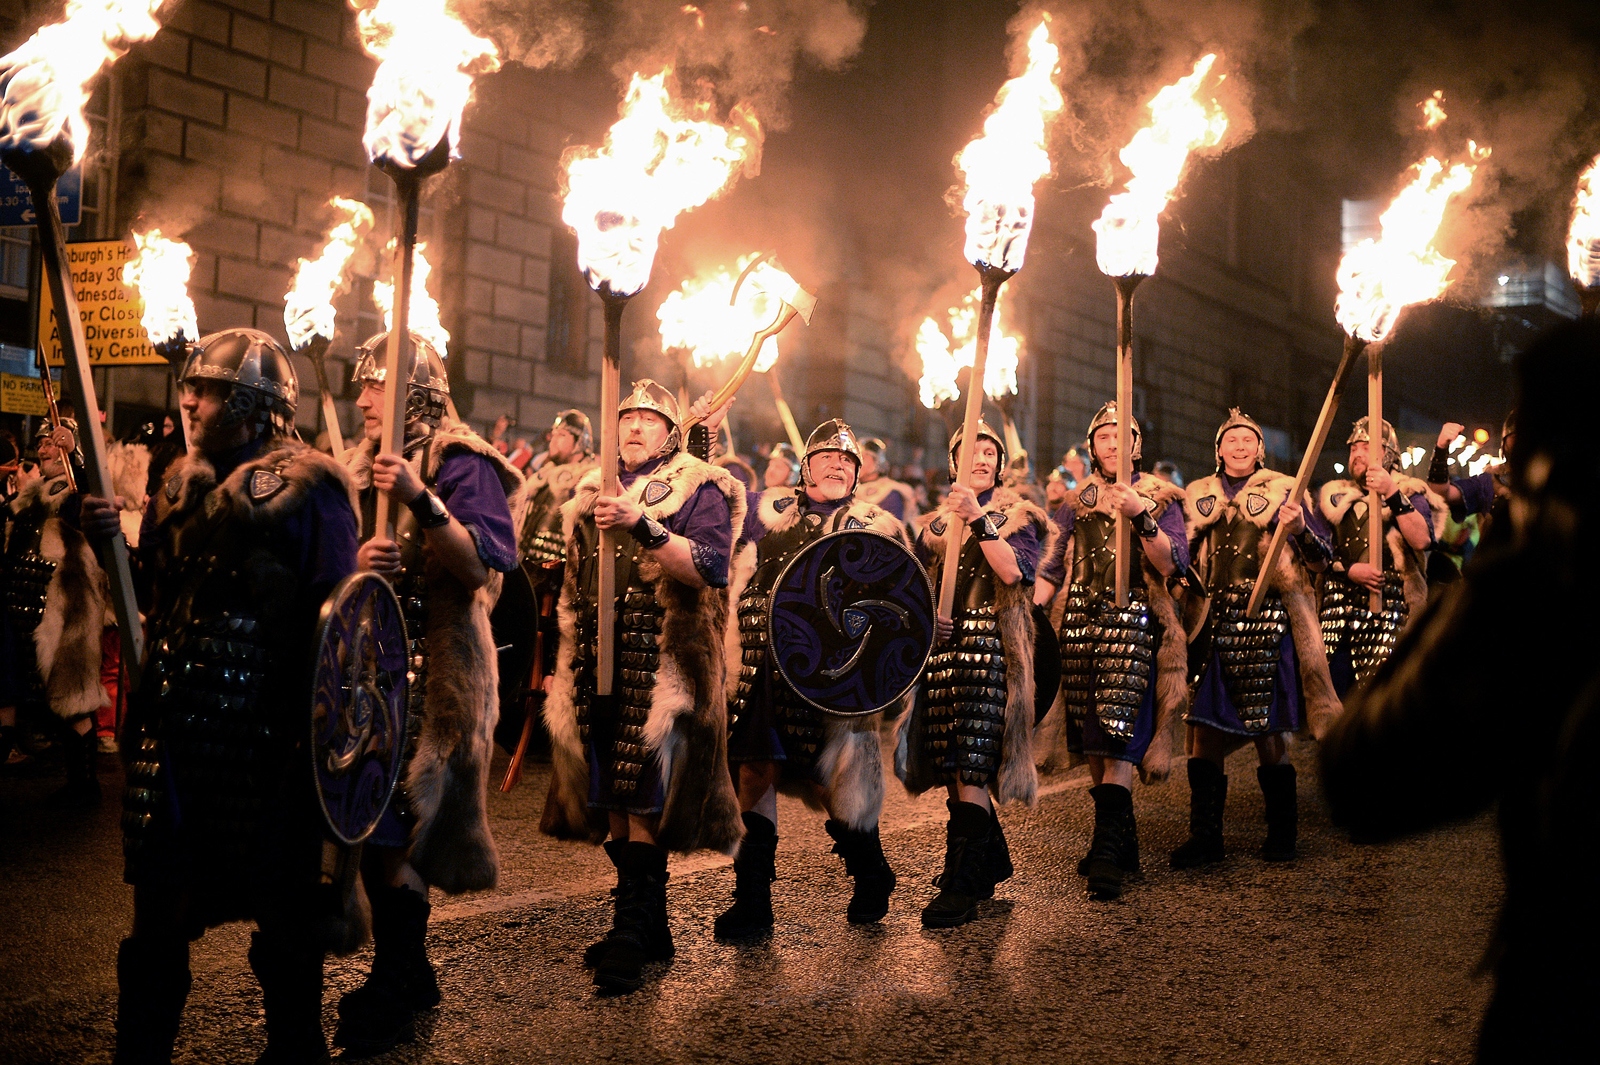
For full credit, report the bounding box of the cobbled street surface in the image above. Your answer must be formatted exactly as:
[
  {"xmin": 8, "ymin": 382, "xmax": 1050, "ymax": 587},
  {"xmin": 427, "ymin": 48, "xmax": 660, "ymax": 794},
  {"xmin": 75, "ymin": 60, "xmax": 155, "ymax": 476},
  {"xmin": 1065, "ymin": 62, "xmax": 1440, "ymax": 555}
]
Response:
[{"xmin": 0, "ymin": 734, "xmax": 1498, "ymax": 1065}]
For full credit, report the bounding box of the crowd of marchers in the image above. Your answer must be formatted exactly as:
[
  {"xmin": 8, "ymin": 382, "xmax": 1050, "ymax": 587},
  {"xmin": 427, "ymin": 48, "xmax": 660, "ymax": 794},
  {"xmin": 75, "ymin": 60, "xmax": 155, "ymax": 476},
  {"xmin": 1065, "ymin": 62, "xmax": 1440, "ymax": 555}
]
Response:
[{"xmin": 1, "ymin": 318, "xmax": 1591, "ymax": 1065}]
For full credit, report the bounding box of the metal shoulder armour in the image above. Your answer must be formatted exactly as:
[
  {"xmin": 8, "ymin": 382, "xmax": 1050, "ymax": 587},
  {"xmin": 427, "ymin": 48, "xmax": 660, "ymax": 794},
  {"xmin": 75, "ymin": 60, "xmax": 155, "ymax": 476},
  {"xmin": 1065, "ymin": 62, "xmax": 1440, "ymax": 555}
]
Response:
[
  {"xmin": 1069, "ymin": 506, "xmax": 1148, "ymax": 599},
  {"xmin": 1331, "ymin": 501, "xmax": 1373, "ymax": 570}
]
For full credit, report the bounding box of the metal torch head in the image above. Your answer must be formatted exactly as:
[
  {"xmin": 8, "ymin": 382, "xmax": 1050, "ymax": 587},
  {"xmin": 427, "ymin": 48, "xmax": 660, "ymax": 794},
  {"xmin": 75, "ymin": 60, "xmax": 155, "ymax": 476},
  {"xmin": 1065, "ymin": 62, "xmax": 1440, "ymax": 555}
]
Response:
[
  {"xmin": 800, "ymin": 418, "xmax": 861, "ymax": 487},
  {"xmin": 183, "ymin": 328, "xmax": 299, "ymax": 439},
  {"xmin": 1213, "ymin": 406, "xmax": 1266, "ymax": 474},
  {"xmin": 619, "ymin": 379, "xmax": 682, "ymax": 461},
  {"xmin": 1348, "ymin": 416, "xmax": 1400, "ymax": 472},
  {"xmin": 948, "ymin": 419, "xmax": 1008, "ymax": 484},
  {"xmin": 352, "ymin": 331, "xmax": 451, "ymax": 434},
  {"xmin": 1086, "ymin": 401, "xmax": 1142, "ymax": 477}
]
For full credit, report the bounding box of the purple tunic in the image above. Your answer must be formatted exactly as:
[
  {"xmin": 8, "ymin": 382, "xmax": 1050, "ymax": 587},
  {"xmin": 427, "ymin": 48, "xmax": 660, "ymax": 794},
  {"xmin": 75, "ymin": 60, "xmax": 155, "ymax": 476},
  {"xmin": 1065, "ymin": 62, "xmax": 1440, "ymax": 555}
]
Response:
[
  {"xmin": 1037, "ymin": 472, "xmax": 1190, "ymax": 591},
  {"xmin": 433, "ymin": 451, "xmax": 517, "ymax": 573},
  {"xmin": 1187, "ymin": 473, "xmax": 1319, "ymax": 737},
  {"xmin": 870, "ymin": 479, "xmax": 907, "ymax": 522},
  {"xmin": 1452, "ymin": 470, "xmax": 1497, "ymax": 522}
]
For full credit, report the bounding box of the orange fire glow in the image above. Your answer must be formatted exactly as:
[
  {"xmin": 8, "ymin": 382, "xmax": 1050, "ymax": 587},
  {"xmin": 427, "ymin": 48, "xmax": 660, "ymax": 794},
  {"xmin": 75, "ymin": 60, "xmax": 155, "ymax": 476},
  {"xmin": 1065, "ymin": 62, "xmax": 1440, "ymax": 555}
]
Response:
[
  {"xmin": 1093, "ymin": 54, "xmax": 1230, "ymax": 278},
  {"xmin": 0, "ymin": 0, "xmax": 164, "ymax": 162},
  {"xmin": 657, "ymin": 255, "xmax": 800, "ymax": 372},
  {"xmin": 1568, "ymin": 153, "xmax": 1600, "ymax": 289},
  {"xmin": 374, "ymin": 239, "xmax": 449, "ymax": 354},
  {"xmin": 285, "ymin": 197, "xmax": 376, "ymax": 350},
  {"xmin": 353, "ymin": 0, "xmax": 499, "ymax": 168},
  {"xmin": 122, "ymin": 229, "xmax": 197, "ymax": 348},
  {"xmin": 561, "ymin": 71, "xmax": 760, "ymax": 297},
  {"xmin": 954, "ymin": 17, "xmax": 1063, "ymax": 273},
  {"xmin": 1335, "ymin": 152, "xmax": 1484, "ymax": 343},
  {"xmin": 917, "ymin": 288, "xmax": 1021, "ymax": 408},
  {"xmin": 1420, "ymin": 90, "xmax": 1447, "ymax": 131}
]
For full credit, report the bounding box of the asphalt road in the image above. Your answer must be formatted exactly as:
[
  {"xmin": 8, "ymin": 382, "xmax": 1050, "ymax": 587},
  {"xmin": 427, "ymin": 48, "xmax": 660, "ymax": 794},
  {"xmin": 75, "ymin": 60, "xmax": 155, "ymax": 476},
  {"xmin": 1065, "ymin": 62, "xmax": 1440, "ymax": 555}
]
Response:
[{"xmin": 0, "ymin": 733, "xmax": 1499, "ymax": 1065}]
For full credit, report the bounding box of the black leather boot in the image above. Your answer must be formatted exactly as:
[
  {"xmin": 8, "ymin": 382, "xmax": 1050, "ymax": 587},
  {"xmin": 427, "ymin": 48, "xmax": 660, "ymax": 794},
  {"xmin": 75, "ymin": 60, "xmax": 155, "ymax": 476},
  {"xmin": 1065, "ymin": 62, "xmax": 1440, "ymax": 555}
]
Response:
[
  {"xmin": 49, "ymin": 723, "xmax": 101, "ymax": 807},
  {"xmin": 980, "ymin": 806, "xmax": 1014, "ymax": 899},
  {"xmin": 714, "ymin": 812, "xmax": 778, "ymax": 939},
  {"xmin": 1085, "ymin": 784, "xmax": 1138, "ymax": 900},
  {"xmin": 824, "ymin": 819, "xmax": 896, "ymax": 924},
  {"xmin": 920, "ymin": 801, "xmax": 992, "ymax": 929},
  {"xmin": 248, "ymin": 931, "xmax": 329, "ymax": 1065},
  {"xmin": 1258, "ymin": 763, "xmax": 1298, "ymax": 861},
  {"xmin": 1170, "ymin": 758, "xmax": 1228, "ymax": 869},
  {"xmin": 583, "ymin": 839, "xmax": 630, "ymax": 967},
  {"xmin": 333, "ymin": 886, "xmax": 436, "ymax": 1056},
  {"xmin": 113, "ymin": 936, "xmax": 191, "ymax": 1065},
  {"xmin": 594, "ymin": 842, "xmax": 673, "ymax": 993}
]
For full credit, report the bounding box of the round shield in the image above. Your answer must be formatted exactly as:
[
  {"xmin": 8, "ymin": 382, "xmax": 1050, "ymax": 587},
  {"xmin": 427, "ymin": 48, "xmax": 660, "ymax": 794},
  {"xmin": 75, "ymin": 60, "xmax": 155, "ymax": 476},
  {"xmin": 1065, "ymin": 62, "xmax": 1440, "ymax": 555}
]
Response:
[
  {"xmin": 310, "ymin": 571, "xmax": 410, "ymax": 845},
  {"xmin": 769, "ymin": 529, "xmax": 936, "ymax": 717}
]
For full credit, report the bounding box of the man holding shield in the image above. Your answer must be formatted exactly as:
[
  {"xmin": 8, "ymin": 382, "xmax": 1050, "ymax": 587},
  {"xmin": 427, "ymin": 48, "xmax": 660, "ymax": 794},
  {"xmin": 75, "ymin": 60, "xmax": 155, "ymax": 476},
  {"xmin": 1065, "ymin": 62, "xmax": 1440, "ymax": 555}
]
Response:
[
  {"xmin": 80, "ymin": 327, "xmax": 360, "ymax": 1064},
  {"xmin": 694, "ymin": 402, "xmax": 916, "ymax": 939},
  {"xmin": 541, "ymin": 380, "xmax": 744, "ymax": 994}
]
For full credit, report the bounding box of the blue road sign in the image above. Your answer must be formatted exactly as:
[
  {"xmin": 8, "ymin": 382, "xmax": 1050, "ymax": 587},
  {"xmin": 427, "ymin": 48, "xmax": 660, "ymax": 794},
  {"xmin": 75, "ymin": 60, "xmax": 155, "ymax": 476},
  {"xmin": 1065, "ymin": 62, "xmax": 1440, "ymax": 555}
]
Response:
[{"xmin": 0, "ymin": 165, "xmax": 82, "ymax": 228}]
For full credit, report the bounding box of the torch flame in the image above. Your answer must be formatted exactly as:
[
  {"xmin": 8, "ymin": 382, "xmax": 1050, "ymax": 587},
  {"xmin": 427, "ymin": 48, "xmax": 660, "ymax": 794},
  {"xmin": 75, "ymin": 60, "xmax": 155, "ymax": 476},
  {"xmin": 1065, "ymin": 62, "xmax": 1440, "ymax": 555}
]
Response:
[
  {"xmin": 374, "ymin": 239, "xmax": 449, "ymax": 354},
  {"xmin": 1335, "ymin": 153, "xmax": 1483, "ymax": 343},
  {"xmin": 354, "ymin": 0, "xmax": 500, "ymax": 168},
  {"xmin": 1420, "ymin": 90, "xmax": 1447, "ymax": 131},
  {"xmin": 0, "ymin": 0, "xmax": 164, "ymax": 163},
  {"xmin": 122, "ymin": 229, "xmax": 197, "ymax": 349},
  {"xmin": 917, "ymin": 287, "xmax": 1021, "ymax": 408},
  {"xmin": 1093, "ymin": 54, "xmax": 1230, "ymax": 278},
  {"xmin": 954, "ymin": 17, "xmax": 1063, "ymax": 273},
  {"xmin": 657, "ymin": 255, "xmax": 796, "ymax": 371},
  {"xmin": 562, "ymin": 71, "xmax": 761, "ymax": 298},
  {"xmin": 1567, "ymin": 153, "xmax": 1600, "ymax": 289},
  {"xmin": 285, "ymin": 197, "xmax": 376, "ymax": 351}
]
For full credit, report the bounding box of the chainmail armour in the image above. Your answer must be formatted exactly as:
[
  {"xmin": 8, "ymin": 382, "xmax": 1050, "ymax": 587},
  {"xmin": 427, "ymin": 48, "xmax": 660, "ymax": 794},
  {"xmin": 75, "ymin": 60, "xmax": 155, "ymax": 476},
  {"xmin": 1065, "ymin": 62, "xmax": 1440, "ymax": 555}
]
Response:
[{"xmin": 1321, "ymin": 492, "xmax": 1409, "ymax": 686}]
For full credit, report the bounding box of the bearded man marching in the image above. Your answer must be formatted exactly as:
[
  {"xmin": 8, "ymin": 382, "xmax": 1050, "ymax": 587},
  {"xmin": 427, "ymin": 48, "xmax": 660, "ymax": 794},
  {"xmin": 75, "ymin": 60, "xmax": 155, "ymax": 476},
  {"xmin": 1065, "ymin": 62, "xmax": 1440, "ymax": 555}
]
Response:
[
  {"xmin": 692, "ymin": 401, "xmax": 912, "ymax": 938},
  {"xmin": 897, "ymin": 419, "xmax": 1045, "ymax": 928},
  {"xmin": 540, "ymin": 380, "xmax": 744, "ymax": 993},
  {"xmin": 80, "ymin": 328, "xmax": 360, "ymax": 1063},
  {"xmin": 1174, "ymin": 409, "xmax": 1340, "ymax": 868},
  {"xmin": 1034, "ymin": 402, "xmax": 1187, "ymax": 901},
  {"xmin": 336, "ymin": 331, "xmax": 521, "ymax": 1055}
]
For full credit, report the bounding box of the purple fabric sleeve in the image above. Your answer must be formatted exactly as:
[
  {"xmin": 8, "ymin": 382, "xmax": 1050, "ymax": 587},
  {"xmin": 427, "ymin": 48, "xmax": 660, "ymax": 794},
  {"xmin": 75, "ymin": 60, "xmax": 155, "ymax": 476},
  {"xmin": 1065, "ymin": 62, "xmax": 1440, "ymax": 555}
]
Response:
[
  {"xmin": 434, "ymin": 451, "xmax": 517, "ymax": 573},
  {"xmin": 1155, "ymin": 498, "xmax": 1190, "ymax": 570},
  {"xmin": 1037, "ymin": 501, "xmax": 1074, "ymax": 589},
  {"xmin": 1007, "ymin": 518, "xmax": 1040, "ymax": 584},
  {"xmin": 1453, "ymin": 471, "xmax": 1494, "ymax": 521},
  {"xmin": 667, "ymin": 480, "xmax": 733, "ymax": 588},
  {"xmin": 1302, "ymin": 494, "xmax": 1334, "ymax": 545},
  {"xmin": 741, "ymin": 489, "xmax": 766, "ymax": 543},
  {"xmin": 877, "ymin": 485, "xmax": 905, "ymax": 521},
  {"xmin": 1408, "ymin": 491, "xmax": 1434, "ymax": 544},
  {"xmin": 280, "ymin": 479, "xmax": 360, "ymax": 598}
]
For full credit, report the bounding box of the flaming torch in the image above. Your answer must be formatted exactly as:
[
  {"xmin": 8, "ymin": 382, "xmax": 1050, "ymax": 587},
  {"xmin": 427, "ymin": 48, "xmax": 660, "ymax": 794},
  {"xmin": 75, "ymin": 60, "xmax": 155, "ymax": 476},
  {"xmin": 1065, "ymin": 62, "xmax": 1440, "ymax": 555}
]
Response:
[
  {"xmin": 915, "ymin": 287, "xmax": 1025, "ymax": 477},
  {"xmin": 938, "ymin": 16, "xmax": 1062, "ymax": 622},
  {"xmin": 562, "ymin": 71, "xmax": 762, "ymax": 696},
  {"xmin": 1248, "ymin": 146, "xmax": 1483, "ymax": 617},
  {"xmin": 0, "ymin": 0, "xmax": 169, "ymax": 683},
  {"xmin": 122, "ymin": 229, "xmax": 199, "ymax": 449},
  {"xmin": 354, "ymin": 0, "xmax": 498, "ymax": 539},
  {"xmin": 285, "ymin": 196, "xmax": 376, "ymax": 460},
  {"xmin": 1568, "ymin": 153, "xmax": 1600, "ymax": 317},
  {"xmin": 1092, "ymin": 54, "xmax": 1229, "ymax": 606}
]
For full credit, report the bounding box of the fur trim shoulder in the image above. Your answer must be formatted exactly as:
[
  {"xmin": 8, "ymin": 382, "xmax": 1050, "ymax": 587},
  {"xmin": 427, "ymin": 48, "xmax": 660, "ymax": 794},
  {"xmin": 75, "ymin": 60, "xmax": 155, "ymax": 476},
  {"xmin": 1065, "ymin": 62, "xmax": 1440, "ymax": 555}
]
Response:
[
  {"xmin": 921, "ymin": 485, "xmax": 1048, "ymax": 554},
  {"xmin": 159, "ymin": 439, "xmax": 356, "ymax": 527},
  {"xmin": 430, "ymin": 420, "xmax": 524, "ymax": 496},
  {"xmin": 1186, "ymin": 468, "xmax": 1295, "ymax": 534},
  {"xmin": 563, "ymin": 451, "xmax": 744, "ymax": 534},
  {"xmin": 751, "ymin": 487, "xmax": 907, "ymax": 542},
  {"xmin": 1068, "ymin": 472, "xmax": 1184, "ymax": 525}
]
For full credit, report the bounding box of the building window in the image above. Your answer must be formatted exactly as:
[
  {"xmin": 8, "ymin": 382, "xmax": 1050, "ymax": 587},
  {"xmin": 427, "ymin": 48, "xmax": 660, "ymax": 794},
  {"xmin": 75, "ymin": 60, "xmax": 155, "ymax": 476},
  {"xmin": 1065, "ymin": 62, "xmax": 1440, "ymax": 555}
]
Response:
[{"xmin": 546, "ymin": 228, "xmax": 588, "ymax": 374}]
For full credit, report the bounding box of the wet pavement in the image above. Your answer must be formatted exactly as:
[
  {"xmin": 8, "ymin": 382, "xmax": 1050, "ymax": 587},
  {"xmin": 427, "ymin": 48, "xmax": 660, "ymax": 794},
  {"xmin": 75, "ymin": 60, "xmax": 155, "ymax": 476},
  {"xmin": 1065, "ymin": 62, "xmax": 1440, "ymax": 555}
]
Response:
[{"xmin": 0, "ymin": 733, "xmax": 1498, "ymax": 1064}]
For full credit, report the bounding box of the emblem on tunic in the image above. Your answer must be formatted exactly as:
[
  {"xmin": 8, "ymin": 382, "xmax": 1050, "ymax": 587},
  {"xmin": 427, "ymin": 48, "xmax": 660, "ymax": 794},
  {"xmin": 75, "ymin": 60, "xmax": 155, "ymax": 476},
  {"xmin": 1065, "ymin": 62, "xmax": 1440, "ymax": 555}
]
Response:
[
  {"xmin": 773, "ymin": 496, "xmax": 795, "ymax": 513},
  {"xmin": 250, "ymin": 469, "xmax": 285, "ymax": 502},
  {"xmin": 844, "ymin": 516, "xmax": 866, "ymax": 530},
  {"xmin": 1245, "ymin": 493, "xmax": 1269, "ymax": 517},
  {"xmin": 1143, "ymin": 497, "xmax": 1158, "ymax": 514},
  {"xmin": 1331, "ymin": 491, "xmax": 1347, "ymax": 509},
  {"xmin": 1196, "ymin": 495, "xmax": 1216, "ymax": 517},
  {"xmin": 990, "ymin": 510, "xmax": 1007, "ymax": 529},
  {"xmin": 1080, "ymin": 484, "xmax": 1099, "ymax": 508},
  {"xmin": 48, "ymin": 480, "xmax": 67, "ymax": 496},
  {"xmin": 165, "ymin": 475, "xmax": 182, "ymax": 502},
  {"xmin": 643, "ymin": 480, "xmax": 671, "ymax": 506},
  {"xmin": 929, "ymin": 517, "xmax": 946, "ymax": 535}
]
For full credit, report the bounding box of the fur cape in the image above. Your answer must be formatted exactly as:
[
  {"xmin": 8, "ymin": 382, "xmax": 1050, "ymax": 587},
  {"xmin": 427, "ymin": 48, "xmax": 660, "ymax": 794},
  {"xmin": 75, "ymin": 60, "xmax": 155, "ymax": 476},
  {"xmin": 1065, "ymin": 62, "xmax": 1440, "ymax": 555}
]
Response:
[
  {"xmin": 1187, "ymin": 468, "xmax": 1342, "ymax": 739},
  {"xmin": 725, "ymin": 488, "xmax": 909, "ymax": 830},
  {"xmin": 348, "ymin": 420, "xmax": 523, "ymax": 894},
  {"xmin": 7, "ymin": 477, "xmax": 109, "ymax": 719},
  {"xmin": 509, "ymin": 454, "xmax": 596, "ymax": 536},
  {"xmin": 855, "ymin": 476, "xmax": 919, "ymax": 528},
  {"xmin": 895, "ymin": 485, "xmax": 1047, "ymax": 806},
  {"xmin": 1054, "ymin": 471, "xmax": 1188, "ymax": 782},
  {"xmin": 105, "ymin": 440, "xmax": 151, "ymax": 549},
  {"xmin": 1317, "ymin": 474, "xmax": 1447, "ymax": 622},
  {"xmin": 541, "ymin": 451, "xmax": 747, "ymax": 855}
]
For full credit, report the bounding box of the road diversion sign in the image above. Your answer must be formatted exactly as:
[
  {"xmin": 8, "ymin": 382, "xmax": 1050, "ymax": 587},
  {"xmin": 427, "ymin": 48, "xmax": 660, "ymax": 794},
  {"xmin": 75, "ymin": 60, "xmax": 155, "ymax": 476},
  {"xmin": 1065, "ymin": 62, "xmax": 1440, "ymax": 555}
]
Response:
[
  {"xmin": 0, "ymin": 371, "xmax": 51, "ymax": 415},
  {"xmin": 38, "ymin": 239, "xmax": 170, "ymax": 367},
  {"xmin": 0, "ymin": 164, "xmax": 81, "ymax": 227}
]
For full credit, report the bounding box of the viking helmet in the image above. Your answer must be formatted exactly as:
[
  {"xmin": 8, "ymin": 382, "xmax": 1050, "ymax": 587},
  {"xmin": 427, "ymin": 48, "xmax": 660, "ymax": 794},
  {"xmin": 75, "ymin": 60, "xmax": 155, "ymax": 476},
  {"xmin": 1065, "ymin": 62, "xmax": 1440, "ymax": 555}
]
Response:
[
  {"xmin": 1348, "ymin": 415, "xmax": 1400, "ymax": 472},
  {"xmin": 801, "ymin": 418, "xmax": 861, "ymax": 486},
  {"xmin": 551, "ymin": 408, "xmax": 593, "ymax": 455},
  {"xmin": 769, "ymin": 442, "xmax": 801, "ymax": 485},
  {"xmin": 618, "ymin": 379, "xmax": 681, "ymax": 460},
  {"xmin": 860, "ymin": 436, "xmax": 889, "ymax": 461},
  {"xmin": 947, "ymin": 418, "xmax": 1007, "ymax": 482},
  {"xmin": 1085, "ymin": 401, "xmax": 1142, "ymax": 476},
  {"xmin": 1214, "ymin": 407, "xmax": 1266, "ymax": 472},
  {"xmin": 31, "ymin": 415, "xmax": 84, "ymax": 474},
  {"xmin": 352, "ymin": 331, "xmax": 451, "ymax": 432},
  {"xmin": 184, "ymin": 327, "xmax": 298, "ymax": 438}
]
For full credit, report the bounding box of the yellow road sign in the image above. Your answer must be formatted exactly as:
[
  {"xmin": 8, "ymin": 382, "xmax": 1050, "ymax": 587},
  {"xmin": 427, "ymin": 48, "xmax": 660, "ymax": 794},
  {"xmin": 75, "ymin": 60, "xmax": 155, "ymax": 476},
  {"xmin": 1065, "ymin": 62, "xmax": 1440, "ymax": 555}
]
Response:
[
  {"xmin": 38, "ymin": 239, "xmax": 171, "ymax": 367},
  {"xmin": 0, "ymin": 371, "xmax": 49, "ymax": 415}
]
